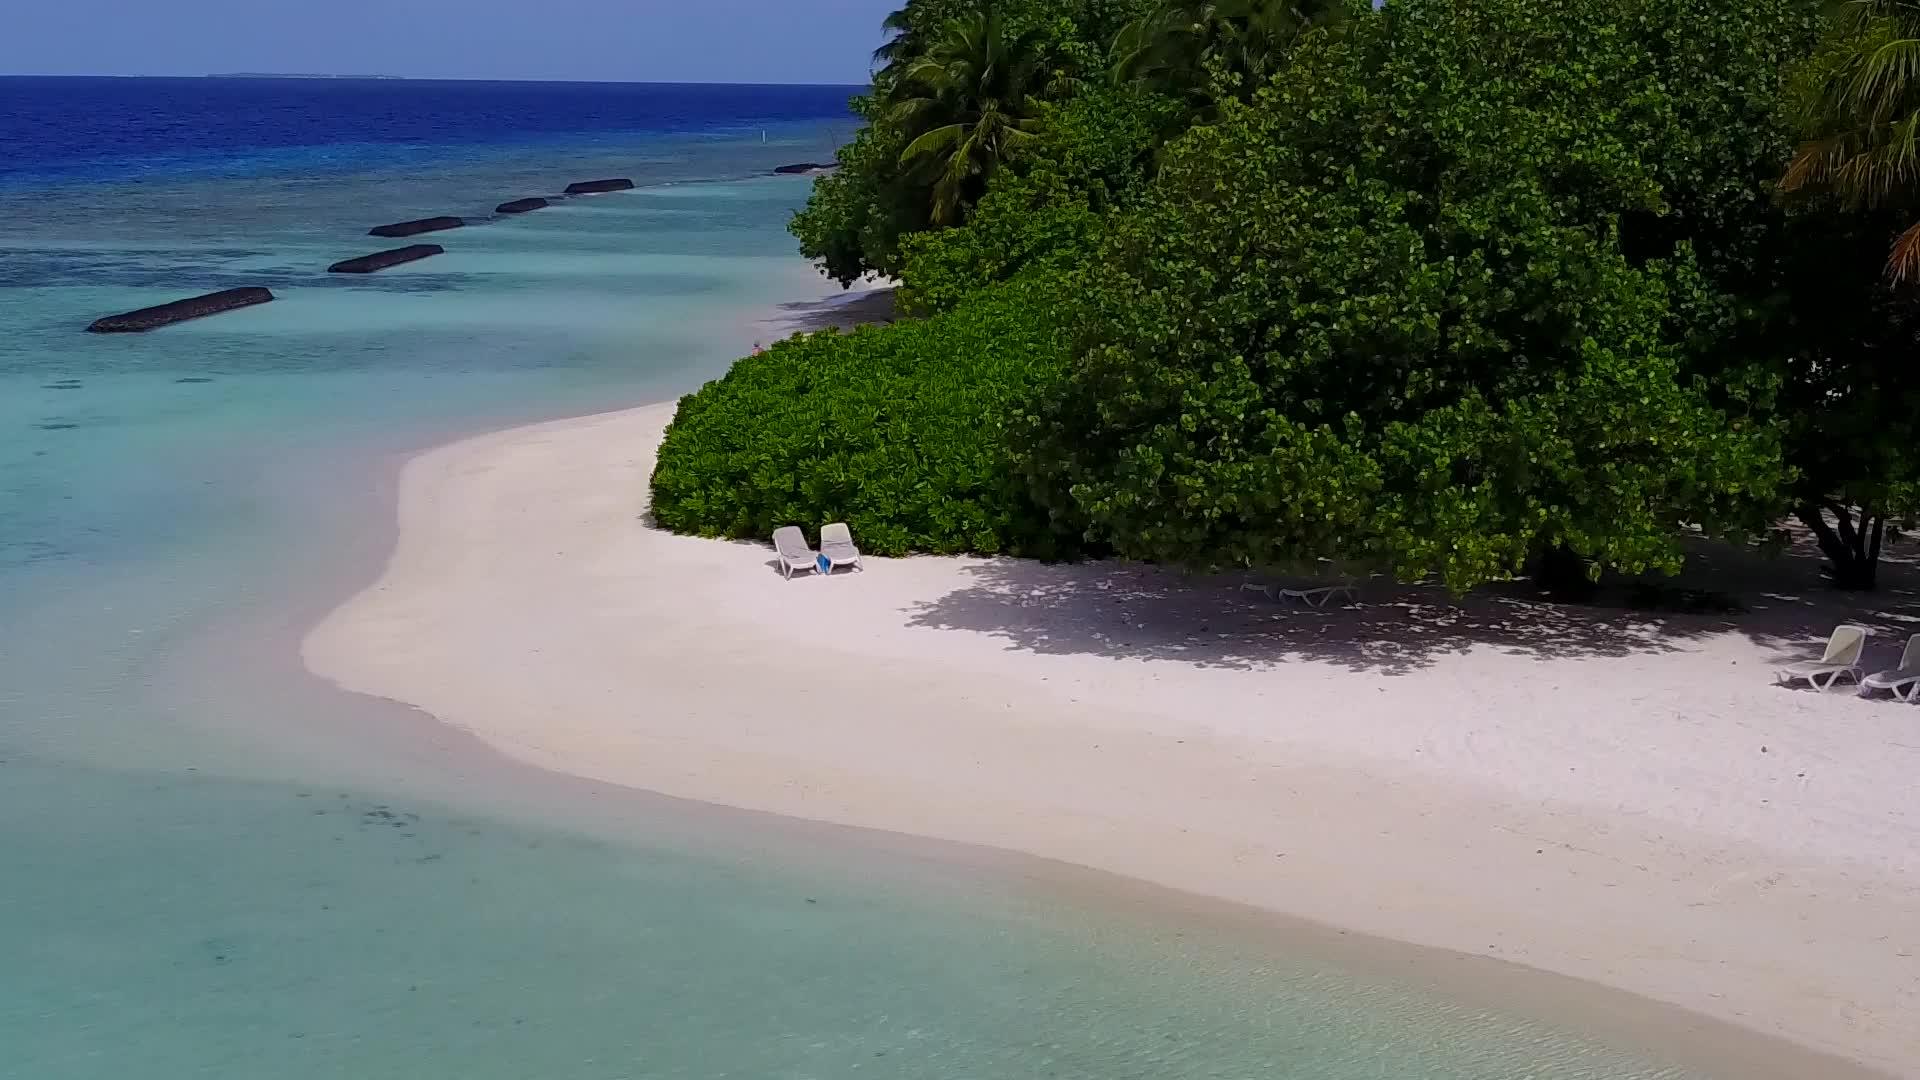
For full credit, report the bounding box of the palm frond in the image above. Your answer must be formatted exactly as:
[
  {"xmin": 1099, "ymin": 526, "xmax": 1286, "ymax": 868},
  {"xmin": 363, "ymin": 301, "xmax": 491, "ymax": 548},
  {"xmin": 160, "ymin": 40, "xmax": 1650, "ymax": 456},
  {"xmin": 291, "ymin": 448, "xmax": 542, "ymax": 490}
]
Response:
[
  {"xmin": 900, "ymin": 123, "xmax": 970, "ymax": 167},
  {"xmin": 1848, "ymin": 35, "xmax": 1920, "ymax": 120},
  {"xmin": 1789, "ymin": 0, "xmax": 1920, "ymax": 278},
  {"xmin": 1111, "ymin": 0, "xmax": 1344, "ymax": 105},
  {"xmin": 885, "ymin": 94, "xmax": 945, "ymax": 129},
  {"xmin": 895, "ymin": 55, "xmax": 970, "ymax": 97},
  {"xmin": 1887, "ymin": 217, "xmax": 1920, "ymax": 278},
  {"xmin": 877, "ymin": 4, "xmax": 1057, "ymax": 227},
  {"xmin": 1784, "ymin": 132, "xmax": 1859, "ymax": 191},
  {"xmin": 873, "ymin": 5, "xmax": 919, "ymax": 72}
]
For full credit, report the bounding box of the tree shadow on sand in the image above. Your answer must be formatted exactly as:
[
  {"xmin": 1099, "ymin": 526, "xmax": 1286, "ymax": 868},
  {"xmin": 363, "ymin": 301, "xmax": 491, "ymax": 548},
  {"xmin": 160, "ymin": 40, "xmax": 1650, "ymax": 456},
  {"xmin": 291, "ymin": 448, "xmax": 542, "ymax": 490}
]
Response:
[
  {"xmin": 760, "ymin": 288, "xmax": 897, "ymax": 336},
  {"xmin": 902, "ymin": 533, "xmax": 1920, "ymax": 676}
]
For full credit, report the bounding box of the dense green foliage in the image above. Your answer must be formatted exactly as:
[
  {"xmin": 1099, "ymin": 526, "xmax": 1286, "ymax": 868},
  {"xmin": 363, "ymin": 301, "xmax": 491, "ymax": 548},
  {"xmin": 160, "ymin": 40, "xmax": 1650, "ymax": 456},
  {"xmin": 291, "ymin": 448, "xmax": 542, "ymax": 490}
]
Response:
[
  {"xmin": 649, "ymin": 283, "xmax": 1075, "ymax": 557},
  {"xmin": 791, "ymin": 0, "xmax": 1154, "ymax": 283},
  {"xmin": 887, "ymin": 10, "xmax": 1049, "ymax": 226},
  {"xmin": 1112, "ymin": 0, "xmax": 1351, "ymax": 118},
  {"xmin": 652, "ymin": 51, "xmax": 1168, "ymax": 556},
  {"xmin": 1018, "ymin": 0, "xmax": 1814, "ymax": 590},
  {"xmin": 788, "ymin": 96, "xmax": 923, "ymax": 286},
  {"xmin": 662, "ymin": 0, "xmax": 1920, "ymax": 594},
  {"xmin": 897, "ymin": 85, "xmax": 1174, "ymax": 313}
]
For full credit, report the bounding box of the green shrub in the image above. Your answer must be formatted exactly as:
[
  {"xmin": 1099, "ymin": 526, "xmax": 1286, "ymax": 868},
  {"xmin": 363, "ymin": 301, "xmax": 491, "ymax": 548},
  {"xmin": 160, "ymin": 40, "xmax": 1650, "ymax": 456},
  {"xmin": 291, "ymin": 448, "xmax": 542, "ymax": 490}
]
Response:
[{"xmin": 649, "ymin": 282, "xmax": 1078, "ymax": 558}]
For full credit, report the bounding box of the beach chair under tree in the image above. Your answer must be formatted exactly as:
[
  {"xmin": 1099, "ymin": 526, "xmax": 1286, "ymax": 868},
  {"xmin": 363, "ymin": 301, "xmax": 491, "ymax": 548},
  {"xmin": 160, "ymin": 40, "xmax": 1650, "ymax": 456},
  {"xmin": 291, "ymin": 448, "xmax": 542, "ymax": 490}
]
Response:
[
  {"xmin": 1860, "ymin": 633, "xmax": 1920, "ymax": 702},
  {"xmin": 1239, "ymin": 559, "xmax": 1361, "ymax": 609},
  {"xmin": 1776, "ymin": 625, "xmax": 1869, "ymax": 690},
  {"xmin": 772, "ymin": 526, "xmax": 819, "ymax": 580},
  {"xmin": 1276, "ymin": 583, "xmax": 1360, "ymax": 608},
  {"xmin": 820, "ymin": 521, "xmax": 862, "ymax": 573}
]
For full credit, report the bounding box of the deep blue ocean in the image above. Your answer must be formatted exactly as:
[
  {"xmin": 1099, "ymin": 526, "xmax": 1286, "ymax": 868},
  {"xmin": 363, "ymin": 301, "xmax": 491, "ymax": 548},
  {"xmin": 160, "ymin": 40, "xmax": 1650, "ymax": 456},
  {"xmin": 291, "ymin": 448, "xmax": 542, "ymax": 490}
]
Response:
[
  {"xmin": 0, "ymin": 77, "xmax": 1708, "ymax": 1079},
  {"xmin": 0, "ymin": 77, "xmax": 860, "ymax": 185}
]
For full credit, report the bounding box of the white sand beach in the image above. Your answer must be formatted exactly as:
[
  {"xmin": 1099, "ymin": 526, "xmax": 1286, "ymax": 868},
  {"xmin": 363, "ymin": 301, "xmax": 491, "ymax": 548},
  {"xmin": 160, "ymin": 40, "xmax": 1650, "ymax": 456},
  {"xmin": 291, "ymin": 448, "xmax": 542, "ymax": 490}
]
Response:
[{"xmin": 306, "ymin": 399, "xmax": 1920, "ymax": 1076}]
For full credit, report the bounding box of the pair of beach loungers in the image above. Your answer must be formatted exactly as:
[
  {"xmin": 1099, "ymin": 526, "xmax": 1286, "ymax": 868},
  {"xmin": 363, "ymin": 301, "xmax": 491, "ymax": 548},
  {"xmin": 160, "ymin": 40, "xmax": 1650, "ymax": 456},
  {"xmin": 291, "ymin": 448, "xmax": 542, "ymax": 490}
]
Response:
[
  {"xmin": 1778, "ymin": 625, "xmax": 1920, "ymax": 701},
  {"xmin": 1239, "ymin": 581, "xmax": 1361, "ymax": 608},
  {"xmin": 772, "ymin": 523, "xmax": 862, "ymax": 579}
]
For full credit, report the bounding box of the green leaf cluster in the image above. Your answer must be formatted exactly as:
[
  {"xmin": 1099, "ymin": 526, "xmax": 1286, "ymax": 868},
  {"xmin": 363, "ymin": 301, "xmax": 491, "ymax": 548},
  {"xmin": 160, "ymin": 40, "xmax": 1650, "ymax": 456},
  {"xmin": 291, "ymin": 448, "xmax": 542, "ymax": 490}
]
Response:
[{"xmin": 648, "ymin": 281, "xmax": 1080, "ymax": 558}]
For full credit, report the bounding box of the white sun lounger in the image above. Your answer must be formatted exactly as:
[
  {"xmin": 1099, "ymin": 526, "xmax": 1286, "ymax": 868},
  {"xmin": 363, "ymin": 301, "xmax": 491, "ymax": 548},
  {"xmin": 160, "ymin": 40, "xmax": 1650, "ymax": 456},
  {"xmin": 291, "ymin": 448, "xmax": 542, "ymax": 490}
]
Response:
[
  {"xmin": 1240, "ymin": 582, "xmax": 1358, "ymax": 608},
  {"xmin": 772, "ymin": 525, "xmax": 819, "ymax": 580},
  {"xmin": 1277, "ymin": 584, "xmax": 1359, "ymax": 608},
  {"xmin": 1777, "ymin": 625, "xmax": 1869, "ymax": 690},
  {"xmin": 1860, "ymin": 633, "xmax": 1920, "ymax": 702},
  {"xmin": 820, "ymin": 521, "xmax": 862, "ymax": 573}
]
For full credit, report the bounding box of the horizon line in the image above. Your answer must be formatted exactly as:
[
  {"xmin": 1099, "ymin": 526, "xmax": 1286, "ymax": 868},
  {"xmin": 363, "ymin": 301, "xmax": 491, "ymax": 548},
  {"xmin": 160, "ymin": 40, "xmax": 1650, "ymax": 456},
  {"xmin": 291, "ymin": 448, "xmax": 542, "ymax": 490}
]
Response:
[{"xmin": 0, "ymin": 72, "xmax": 873, "ymax": 87}]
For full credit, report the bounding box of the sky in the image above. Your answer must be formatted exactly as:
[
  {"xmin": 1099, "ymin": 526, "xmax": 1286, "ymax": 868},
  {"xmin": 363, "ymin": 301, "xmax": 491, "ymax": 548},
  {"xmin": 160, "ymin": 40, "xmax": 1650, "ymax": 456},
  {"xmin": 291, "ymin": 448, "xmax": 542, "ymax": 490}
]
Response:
[{"xmin": 0, "ymin": 0, "xmax": 898, "ymax": 84}]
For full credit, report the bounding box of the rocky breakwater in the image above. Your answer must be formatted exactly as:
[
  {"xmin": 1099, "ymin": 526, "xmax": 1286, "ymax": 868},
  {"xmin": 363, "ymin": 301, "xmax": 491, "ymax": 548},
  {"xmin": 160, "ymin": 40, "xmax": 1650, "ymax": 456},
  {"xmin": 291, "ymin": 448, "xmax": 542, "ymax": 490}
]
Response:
[
  {"xmin": 86, "ymin": 287, "xmax": 275, "ymax": 332},
  {"xmin": 563, "ymin": 178, "xmax": 634, "ymax": 194},
  {"xmin": 773, "ymin": 162, "xmax": 837, "ymax": 175},
  {"xmin": 494, "ymin": 197, "xmax": 548, "ymax": 214},
  {"xmin": 327, "ymin": 244, "xmax": 445, "ymax": 274},
  {"xmin": 369, "ymin": 216, "xmax": 465, "ymax": 238}
]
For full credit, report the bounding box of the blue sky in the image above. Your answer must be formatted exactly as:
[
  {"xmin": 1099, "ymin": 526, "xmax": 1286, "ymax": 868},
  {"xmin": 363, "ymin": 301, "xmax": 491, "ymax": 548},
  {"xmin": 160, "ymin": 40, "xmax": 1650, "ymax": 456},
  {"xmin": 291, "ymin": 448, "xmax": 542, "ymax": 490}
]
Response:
[{"xmin": 0, "ymin": 0, "xmax": 897, "ymax": 83}]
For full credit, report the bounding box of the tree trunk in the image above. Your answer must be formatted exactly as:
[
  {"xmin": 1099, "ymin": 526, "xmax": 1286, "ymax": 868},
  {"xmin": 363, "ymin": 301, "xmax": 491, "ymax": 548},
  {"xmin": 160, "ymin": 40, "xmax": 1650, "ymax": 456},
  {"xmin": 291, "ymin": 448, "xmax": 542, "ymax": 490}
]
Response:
[
  {"xmin": 1530, "ymin": 542, "xmax": 1598, "ymax": 601},
  {"xmin": 1795, "ymin": 502, "xmax": 1882, "ymax": 590}
]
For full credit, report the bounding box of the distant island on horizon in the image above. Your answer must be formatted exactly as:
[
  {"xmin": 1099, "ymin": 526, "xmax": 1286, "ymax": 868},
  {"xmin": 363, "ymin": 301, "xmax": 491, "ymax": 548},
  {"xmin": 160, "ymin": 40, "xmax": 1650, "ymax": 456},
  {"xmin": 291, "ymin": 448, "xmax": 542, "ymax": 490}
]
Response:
[{"xmin": 206, "ymin": 73, "xmax": 406, "ymax": 80}]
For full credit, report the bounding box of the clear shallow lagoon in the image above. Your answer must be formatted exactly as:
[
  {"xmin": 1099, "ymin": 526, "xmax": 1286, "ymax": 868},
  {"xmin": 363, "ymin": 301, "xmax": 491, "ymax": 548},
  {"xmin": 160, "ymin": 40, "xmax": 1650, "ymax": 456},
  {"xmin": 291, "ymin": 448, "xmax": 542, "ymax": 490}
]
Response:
[{"xmin": 0, "ymin": 78, "xmax": 1744, "ymax": 1078}]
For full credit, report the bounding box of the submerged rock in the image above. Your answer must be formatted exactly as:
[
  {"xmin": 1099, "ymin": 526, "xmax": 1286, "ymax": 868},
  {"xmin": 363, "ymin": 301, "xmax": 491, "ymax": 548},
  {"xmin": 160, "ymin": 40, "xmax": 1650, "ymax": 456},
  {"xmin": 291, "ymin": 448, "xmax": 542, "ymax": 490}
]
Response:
[
  {"xmin": 86, "ymin": 287, "xmax": 275, "ymax": 332},
  {"xmin": 368, "ymin": 215, "xmax": 465, "ymax": 238},
  {"xmin": 495, "ymin": 197, "xmax": 548, "ymax": 214},
  {"xmin": 327, "ymin": 244, "xmax": 445, "ymax": 274},
  {"xmin": 564, "ymin": 178, "xmax": 634, "ymax": 194}
]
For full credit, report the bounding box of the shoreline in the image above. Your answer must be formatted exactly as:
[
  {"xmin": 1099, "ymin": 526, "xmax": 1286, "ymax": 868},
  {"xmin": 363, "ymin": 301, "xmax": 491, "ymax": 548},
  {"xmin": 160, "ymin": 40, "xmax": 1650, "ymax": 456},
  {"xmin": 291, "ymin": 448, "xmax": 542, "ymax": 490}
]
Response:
[{"xmin": 305, "ymin": 400, "xmax": 1919, "ymax": 1078}]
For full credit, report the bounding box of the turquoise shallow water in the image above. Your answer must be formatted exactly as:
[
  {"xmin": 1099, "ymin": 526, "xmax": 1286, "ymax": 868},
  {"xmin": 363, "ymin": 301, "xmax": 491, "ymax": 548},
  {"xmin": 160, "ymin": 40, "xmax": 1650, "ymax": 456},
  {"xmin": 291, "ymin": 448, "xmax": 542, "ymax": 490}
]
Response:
[
  {"xmin": 1, "ymin": 756, "xmax": 1690, "ymax": 1080},
  {"xmin": 0, "ymin": 95, "xmax": 1755, "ymax": 1078}
]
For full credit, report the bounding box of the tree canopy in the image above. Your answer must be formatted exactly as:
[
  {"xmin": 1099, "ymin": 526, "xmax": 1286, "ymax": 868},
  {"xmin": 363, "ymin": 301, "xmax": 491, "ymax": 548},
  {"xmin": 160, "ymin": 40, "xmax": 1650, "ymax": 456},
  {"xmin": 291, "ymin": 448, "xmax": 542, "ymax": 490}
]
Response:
[
  {"xmin": 1018, "ymin": 0, "xmax": 1817, "ymax": 590},
  {"xmin": 1111, "ymin": 0, "xmax": 1351, "ymax": 116},
  {"xmin": 665, "ymin": 0, "xmax": 1920, "ymax": 595},
  {"xmin": 791, "ymin": 0, "xmax": 1155, "ymax": 283},
  {"xmin": 888, "ymin": 9, "xmax": 1050, "ymax": 225},
  {"xmin": 896, "ymin": 84, "xmax": 1175, "ymax": 313}
]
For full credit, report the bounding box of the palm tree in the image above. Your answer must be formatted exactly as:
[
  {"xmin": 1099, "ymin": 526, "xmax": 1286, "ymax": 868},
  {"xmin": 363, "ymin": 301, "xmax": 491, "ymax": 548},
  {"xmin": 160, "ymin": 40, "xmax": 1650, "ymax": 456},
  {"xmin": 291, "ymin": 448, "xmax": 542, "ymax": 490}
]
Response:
[
  {"xmin": 1112, "ymin": 0, "xmax": 1346, "ymax": 111},
  {"xmin": 886, "ymin": 9, "xmax": 1049, "ymax": 224},
  {"xmin": 873, "ymin": 5, "xmax": 920, "ymax": 86},
  {"xmin": 873, "ymin": 1, "xmax": 998, "ymax": 87},
  {"xmin": 1783, "ymin": 0, "xmax": 1920, "ymax": 279}
]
